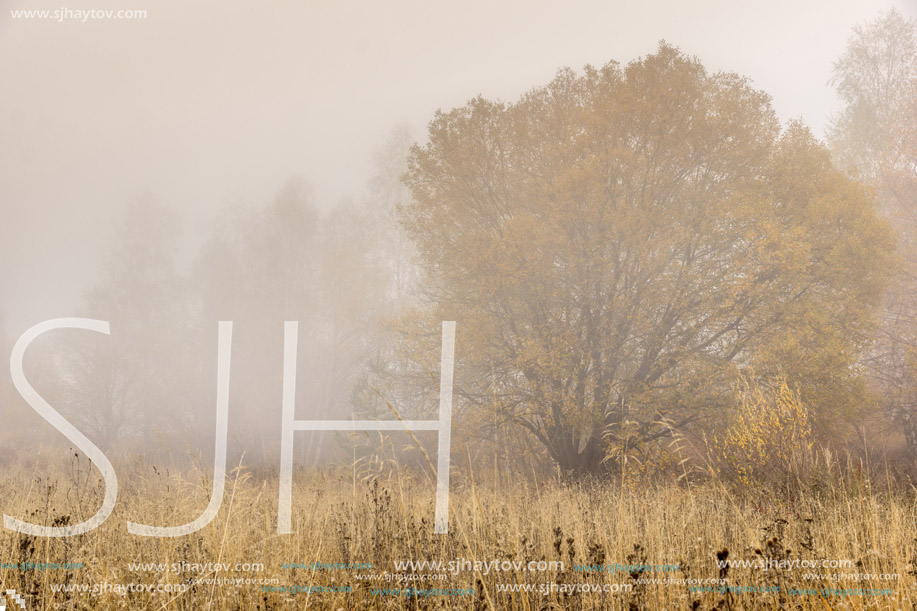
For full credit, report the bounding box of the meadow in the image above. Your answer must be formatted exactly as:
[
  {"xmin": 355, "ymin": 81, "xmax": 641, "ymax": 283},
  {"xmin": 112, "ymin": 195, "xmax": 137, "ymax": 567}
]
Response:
[{"xmin": 0, "ymin": 451, "xmax": 913, "ymax": 610}]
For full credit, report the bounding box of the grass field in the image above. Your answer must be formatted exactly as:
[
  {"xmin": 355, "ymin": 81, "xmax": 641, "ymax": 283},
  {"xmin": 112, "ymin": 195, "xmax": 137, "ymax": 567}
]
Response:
[{"xmin": 0, "ymin": 452, "xmax": 913, "ymax": 610}]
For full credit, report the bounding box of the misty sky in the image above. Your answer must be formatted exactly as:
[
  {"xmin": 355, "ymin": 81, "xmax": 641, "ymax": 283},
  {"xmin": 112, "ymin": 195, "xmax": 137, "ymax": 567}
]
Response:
[{"xmin": 1, "ymin": 0, "xmax": 915, "ymax": 334}]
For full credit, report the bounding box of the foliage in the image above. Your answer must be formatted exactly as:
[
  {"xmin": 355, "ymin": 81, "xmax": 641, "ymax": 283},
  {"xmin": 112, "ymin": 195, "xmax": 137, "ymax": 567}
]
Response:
[
  {"xmin": 704, "ymin": 374, "xmax": 813, "ymax": 487},
  {"xmin": 400, "ymin": 43, "xmax": 895, "ymax": 474}
]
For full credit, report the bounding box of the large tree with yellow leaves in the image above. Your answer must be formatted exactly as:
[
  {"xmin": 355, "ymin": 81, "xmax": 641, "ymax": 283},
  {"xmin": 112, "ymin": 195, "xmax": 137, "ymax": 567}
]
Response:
[{"xmin": 401, "ymin": 44, "xmax": 895, "ymax": 474}]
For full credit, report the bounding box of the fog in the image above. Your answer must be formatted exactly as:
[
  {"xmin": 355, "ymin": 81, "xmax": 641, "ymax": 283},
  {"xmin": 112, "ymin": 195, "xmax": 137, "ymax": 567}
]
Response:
[
  {"xmin": 1, "ymin": 0, "xmax": 913, "ymax": 331},
  {"xmin": 1, "ymin": 0, "xmax": 916, "ymax": 471}
]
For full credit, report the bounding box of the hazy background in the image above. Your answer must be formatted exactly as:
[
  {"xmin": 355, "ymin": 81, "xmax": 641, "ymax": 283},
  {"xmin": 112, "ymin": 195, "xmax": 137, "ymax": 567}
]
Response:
[{"xmin": 2, "ymin": 0, "xmax": 916, "ymax": 332}]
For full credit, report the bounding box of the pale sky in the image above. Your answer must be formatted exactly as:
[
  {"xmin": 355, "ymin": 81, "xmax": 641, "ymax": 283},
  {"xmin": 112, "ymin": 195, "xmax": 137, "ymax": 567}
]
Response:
[{"xmin": 1, "ymin": 0, "xmax": 915, "ymax": 333}]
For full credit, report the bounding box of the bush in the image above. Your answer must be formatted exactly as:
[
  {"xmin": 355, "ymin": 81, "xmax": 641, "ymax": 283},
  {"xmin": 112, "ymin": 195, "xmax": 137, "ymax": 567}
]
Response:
[{"xmin": 705, "ymin": 374, "xmax": 813, "ymax": 486}]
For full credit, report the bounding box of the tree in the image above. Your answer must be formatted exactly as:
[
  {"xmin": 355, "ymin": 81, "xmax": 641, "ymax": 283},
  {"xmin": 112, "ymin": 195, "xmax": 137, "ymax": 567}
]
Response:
[
  {"xmin": 195, "ymin": 178, "xmax": 397, "ymax": 463},
  {"xmin": 364, "ymin": 124, "xmax": 422, "ymax": 307},
  {"xmin": 48, "ymin": 196, "xmax": 193, "ymax": 453},
  {"xmin": 194, "ymin": 179, "xmax": 322, "ymax": 459},
  {"xmin": 828, "ymin": 9, "xmax": 916, "ymax": 202},
  {"xmin": 828, "ymin": 10, "xmax": 917, "ymax": 453},
  {"xmin": 401, "ymin": 44, "xmax": 895, "ymax": 475}
]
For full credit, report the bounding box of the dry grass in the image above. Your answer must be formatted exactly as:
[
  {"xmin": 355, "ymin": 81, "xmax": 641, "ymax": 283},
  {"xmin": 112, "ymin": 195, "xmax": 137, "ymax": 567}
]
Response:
[{"xmin": 0, "ymin": 452, "xmax": 914, "ymax": 610}]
